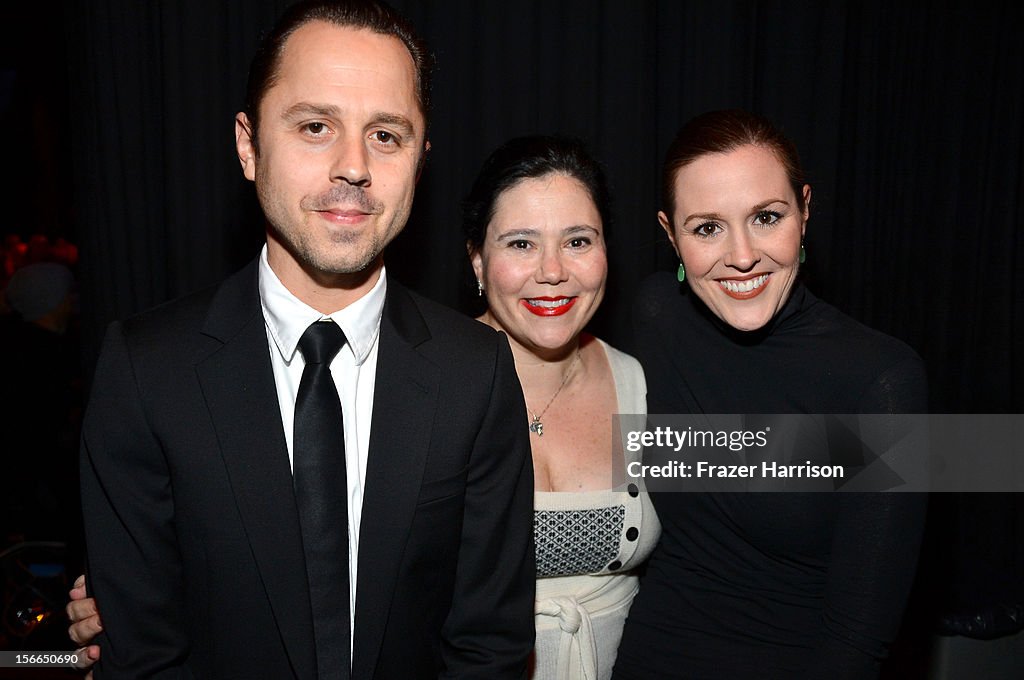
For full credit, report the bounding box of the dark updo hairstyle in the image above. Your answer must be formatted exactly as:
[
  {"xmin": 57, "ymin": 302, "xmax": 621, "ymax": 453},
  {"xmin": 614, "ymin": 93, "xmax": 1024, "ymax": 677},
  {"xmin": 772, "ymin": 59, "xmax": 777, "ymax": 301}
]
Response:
[
  {"xmin": 463, "ymin": 135, "xmax": 611, "ymax": 254},
  {"xmin": 661, "ymin": 109, "xmax": 807, "ymax": 224}
]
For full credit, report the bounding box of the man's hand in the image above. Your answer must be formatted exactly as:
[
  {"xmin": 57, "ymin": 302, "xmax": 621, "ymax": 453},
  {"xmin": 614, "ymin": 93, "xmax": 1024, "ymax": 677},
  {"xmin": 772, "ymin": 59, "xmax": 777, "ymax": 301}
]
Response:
[{"xmin": 67, "ymin": 574, "xmax": 102, "ymax": 676}]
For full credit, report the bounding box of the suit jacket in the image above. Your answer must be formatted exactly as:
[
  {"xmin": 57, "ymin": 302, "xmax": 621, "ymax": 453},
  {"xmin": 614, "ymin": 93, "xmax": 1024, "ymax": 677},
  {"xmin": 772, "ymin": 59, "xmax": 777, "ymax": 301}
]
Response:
[{"xmin": 80, "ymin": 259, "xmax": 535, "ymax": 679}]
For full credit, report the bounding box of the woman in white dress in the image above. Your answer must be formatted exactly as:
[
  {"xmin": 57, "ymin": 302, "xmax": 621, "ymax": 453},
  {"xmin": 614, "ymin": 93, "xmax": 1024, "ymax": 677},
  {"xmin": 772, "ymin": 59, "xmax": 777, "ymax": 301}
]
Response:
[{"xmin": 463, "ymin": 136, "xmax": 660, "ymax": 680}]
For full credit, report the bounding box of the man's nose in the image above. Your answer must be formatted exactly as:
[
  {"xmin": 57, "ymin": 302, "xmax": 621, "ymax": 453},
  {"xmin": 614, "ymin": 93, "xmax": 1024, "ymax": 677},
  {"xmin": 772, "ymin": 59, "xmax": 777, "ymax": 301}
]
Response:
[{"xmin": 331, "ymin": 136, "xmax": 371, "ymax": 187}]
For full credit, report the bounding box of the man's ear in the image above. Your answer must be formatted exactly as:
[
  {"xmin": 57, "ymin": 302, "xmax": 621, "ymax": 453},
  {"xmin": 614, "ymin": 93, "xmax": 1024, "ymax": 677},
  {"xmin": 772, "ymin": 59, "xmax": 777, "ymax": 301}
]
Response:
[
  {"xmin": 416, "ymin": 140, "xmax": 431, "ymax": 183},
  {"xmin": 235, "ymin": 112, "xmax": 257, "ymax": 182}
]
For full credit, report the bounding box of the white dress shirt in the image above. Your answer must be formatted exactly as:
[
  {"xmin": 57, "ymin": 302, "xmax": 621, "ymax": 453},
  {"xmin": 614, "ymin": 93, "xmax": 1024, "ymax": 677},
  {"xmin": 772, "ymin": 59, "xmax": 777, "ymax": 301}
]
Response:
[{"xmin": 257, "ymin": 245, "xmax": 384, "ymax": 646}]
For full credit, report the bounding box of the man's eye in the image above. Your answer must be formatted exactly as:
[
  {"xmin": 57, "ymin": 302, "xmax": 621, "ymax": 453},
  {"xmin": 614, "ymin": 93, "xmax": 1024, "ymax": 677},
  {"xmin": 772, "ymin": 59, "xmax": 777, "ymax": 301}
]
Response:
[
  {"xmin": 372, "ymin": 130, "xmax": 396, "ymax": 145},
  {"xmin": 568, "ymin": 237, "xmax": 591, "ymax": 248},
  {"xmin": 509, "ymin": 240, "xmax": 531, "ymax": 249}
]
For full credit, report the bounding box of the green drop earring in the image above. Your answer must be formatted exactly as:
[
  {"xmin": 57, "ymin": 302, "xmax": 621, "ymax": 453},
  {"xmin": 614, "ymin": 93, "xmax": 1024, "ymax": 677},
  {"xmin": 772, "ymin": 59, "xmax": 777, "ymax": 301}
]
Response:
[
  {"xmin": 799, "ymin": 242, "xmax": 807, "ymax": 264},
  {"xmin": 676, "ymin": 262, "xmax": 686, "ymax": 283}
]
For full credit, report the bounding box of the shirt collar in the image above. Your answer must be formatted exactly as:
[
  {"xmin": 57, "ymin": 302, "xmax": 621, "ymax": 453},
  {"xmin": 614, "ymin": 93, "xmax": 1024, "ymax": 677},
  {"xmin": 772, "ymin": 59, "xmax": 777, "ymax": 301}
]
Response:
[{"xmin": 258, "ymin": 245, "xmax": 387, "ymax": 365}]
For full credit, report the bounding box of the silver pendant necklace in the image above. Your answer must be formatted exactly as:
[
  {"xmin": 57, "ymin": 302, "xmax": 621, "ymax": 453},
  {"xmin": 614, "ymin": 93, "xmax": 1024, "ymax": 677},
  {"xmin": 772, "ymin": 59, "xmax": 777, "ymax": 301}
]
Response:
[{"xmin": 527, "ymin": 348, "xmax": 581, "ymax": 437}]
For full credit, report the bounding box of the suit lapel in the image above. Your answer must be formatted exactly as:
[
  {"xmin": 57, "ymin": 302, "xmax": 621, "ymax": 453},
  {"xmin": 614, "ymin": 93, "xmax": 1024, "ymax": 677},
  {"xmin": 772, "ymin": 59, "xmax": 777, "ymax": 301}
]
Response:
[
  {"xmin": 352, "ymin": 280, "xmax": 439, "ymax": 678},
  {"xmin": 195, "ymin": 261, "xmax": 316, "ymax": 679}
]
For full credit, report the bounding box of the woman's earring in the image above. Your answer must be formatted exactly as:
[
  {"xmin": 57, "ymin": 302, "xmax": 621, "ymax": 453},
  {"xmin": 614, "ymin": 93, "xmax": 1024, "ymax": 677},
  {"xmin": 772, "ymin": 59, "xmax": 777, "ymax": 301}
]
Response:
[
  {"xmin": 477, "ymin": 279, "xmax": 485, "ymax": 297},
  {"xmin": 799, "ymin": 243, "xmax": 806, "ymax": 264},
  {"xmin": 676, "ymin": 262, "xmax": 686, "ymax": 283}
]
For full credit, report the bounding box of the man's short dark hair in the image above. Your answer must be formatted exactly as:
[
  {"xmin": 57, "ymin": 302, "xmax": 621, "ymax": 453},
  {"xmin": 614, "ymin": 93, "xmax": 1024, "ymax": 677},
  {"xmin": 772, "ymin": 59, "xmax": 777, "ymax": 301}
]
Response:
[{"xmin": 244, "ymin": 0, "xmax": 433, "ymax": 150}]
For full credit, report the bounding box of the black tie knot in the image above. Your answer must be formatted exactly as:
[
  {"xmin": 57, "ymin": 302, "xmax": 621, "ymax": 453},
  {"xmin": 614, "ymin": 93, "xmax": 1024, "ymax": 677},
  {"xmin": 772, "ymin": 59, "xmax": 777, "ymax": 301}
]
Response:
[{"xmin": 299, "ymin": 320, "xmax": 347, "ymax": 365}]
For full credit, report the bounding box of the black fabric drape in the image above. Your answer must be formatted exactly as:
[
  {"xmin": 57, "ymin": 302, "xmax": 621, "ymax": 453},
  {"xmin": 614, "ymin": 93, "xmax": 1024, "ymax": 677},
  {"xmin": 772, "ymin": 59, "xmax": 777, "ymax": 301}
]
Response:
[
  {"xmin": 66, "ymin": 0, "xmax": 289, "ymax": 367},
  {"xmin": 66, "ymin": 0, "xmax": 1024, "ymax": 414}
]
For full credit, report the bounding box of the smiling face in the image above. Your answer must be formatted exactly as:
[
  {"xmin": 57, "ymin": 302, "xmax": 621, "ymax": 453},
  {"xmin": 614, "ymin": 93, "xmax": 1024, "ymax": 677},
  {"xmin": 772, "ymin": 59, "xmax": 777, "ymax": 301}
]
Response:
[
  {"xmin": 471, "ymin": 173, "xmax": 607, "ymax": 358},
  {"xmin": 661, "ymin": 144, "xmax": 810, "ymax": 332},
  {"xmin": 235, "ymin": 21, "xmax": 427, "ymax": 306}
]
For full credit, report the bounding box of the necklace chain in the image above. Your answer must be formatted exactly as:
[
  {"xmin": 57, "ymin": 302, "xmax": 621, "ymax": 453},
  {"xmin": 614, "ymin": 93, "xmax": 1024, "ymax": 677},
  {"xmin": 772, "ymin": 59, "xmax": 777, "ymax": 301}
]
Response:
[{"xmin": 527, "ymin": 348, "xmax": 581, "ymax": 437}]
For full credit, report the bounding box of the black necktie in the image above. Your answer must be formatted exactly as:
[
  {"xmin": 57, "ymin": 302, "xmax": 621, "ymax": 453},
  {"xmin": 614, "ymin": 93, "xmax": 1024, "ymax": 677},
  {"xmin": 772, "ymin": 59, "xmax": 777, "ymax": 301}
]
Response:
[{"xmin": 294, "ymin": 320, "xmax": 351, "ymax": 679}]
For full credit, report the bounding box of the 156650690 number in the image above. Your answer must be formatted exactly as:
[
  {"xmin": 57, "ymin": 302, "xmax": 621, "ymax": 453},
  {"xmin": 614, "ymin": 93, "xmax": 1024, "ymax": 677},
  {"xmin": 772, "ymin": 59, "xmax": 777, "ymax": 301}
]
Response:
[{"xmin": 1, "ymin": 651, "xmax": 81, "ymax": 667}]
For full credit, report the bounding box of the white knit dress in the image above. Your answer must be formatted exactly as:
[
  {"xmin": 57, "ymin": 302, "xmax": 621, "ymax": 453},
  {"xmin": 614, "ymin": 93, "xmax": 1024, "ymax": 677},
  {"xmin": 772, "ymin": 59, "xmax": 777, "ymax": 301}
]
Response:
[{"xmin": 531, "ymin": 340, "xmax": 661, "ymax": 680}]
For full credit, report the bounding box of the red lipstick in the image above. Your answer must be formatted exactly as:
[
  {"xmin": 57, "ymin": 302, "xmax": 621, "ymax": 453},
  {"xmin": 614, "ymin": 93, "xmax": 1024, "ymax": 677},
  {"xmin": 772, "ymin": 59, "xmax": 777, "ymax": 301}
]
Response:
[{"xmin": 521, "ymin": 296, "xmax": 577, "ymax": 316}]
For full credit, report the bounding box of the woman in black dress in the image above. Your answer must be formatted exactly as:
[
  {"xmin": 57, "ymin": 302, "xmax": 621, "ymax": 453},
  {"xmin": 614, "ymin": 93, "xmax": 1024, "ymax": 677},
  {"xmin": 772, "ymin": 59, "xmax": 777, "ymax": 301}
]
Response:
[{"xmin": 612, "ymin": 110, "xmax": 927, "ymax": 680}]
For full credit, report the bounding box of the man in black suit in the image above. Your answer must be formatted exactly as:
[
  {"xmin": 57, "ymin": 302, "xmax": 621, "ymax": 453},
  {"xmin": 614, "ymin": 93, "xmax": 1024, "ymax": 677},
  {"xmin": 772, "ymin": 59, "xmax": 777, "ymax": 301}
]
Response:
[{"xmin": 77, "ymin": 1, "xmax": 535, "ymax": 678}]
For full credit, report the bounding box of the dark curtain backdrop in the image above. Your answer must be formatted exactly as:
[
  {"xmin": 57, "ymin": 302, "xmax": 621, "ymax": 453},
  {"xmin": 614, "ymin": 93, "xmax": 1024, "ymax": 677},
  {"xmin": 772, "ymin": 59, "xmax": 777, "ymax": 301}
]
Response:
[
  {"xmin": 64, "ymin": 0, "xmax": 1023, "ymax": 669},
  {"xmin": 66, "ymin": 0, "xmax": 1024, "ymax": 414}
]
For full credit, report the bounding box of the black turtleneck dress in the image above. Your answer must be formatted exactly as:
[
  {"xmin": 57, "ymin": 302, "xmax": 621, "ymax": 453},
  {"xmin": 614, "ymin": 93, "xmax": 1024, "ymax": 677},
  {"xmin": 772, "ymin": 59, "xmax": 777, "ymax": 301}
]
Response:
[{"xmin": 612, "ymin": 273, "xmax": 927, "ymax": 680}]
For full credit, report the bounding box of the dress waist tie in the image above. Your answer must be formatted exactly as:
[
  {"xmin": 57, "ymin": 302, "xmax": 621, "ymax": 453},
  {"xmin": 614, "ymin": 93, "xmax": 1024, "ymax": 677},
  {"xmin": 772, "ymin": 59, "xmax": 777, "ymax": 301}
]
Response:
[{"xmin": 535, "ymin": 595, "xmax": 598, "ymax": 680}]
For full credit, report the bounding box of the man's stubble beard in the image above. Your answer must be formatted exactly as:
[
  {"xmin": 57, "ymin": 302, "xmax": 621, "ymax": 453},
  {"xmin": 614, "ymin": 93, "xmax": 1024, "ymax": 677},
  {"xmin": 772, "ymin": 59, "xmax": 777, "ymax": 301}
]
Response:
[
  {"xmin": 256, "ymin": 173, "xmax": 411, "ymax": 277},
  {"xmin": 266, "ymin": 216, "xmax": 387, "ymax": 276}
]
